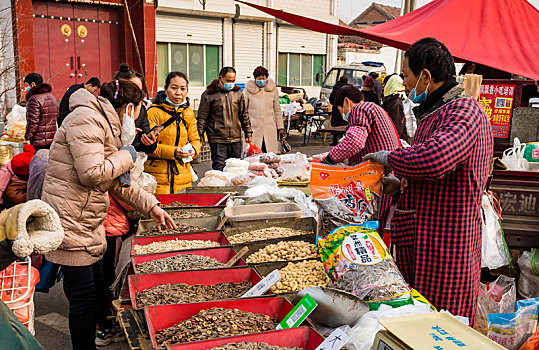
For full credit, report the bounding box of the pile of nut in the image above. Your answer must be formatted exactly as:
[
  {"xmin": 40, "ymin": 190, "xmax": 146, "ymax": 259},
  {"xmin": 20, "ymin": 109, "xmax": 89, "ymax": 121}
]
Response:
[
  {"xmin": 162, "ymin": 201, "xmax": 199, "ymax": 207},
  {"xmin": 135, "ymin": 254, "xmax": 225, "ymax": 274},
  {"xmin": 134, "ymin": 239, "xmax": 220, "ymax": 255},
  {"xmin": 209, "ymin": 343, "xmax": 303, "ymax": 350},
  {"xmin": 271, "ymin": 260, "xmax": 328, "ymax": 294},
  {"xmin": 136, "ymin": 281, "xmax": 252, "ymax": 307},
  {"xmin": 138, "ymin": 223, "xmax": 206, "ymax": 237},
  {"xmin": 168, "ymin": 210, "xmax": 212, "ymax": 219},
  {"xmin": 156, "ymin": 308, "xmax": 277, "ymax": 346},
  {"xmin": 245, "ymin": 241, "xmax": 317, "ymax": 264},
  {"xmin": 228, "ymin": 227, "xmax": 312, "ymax": 244}
]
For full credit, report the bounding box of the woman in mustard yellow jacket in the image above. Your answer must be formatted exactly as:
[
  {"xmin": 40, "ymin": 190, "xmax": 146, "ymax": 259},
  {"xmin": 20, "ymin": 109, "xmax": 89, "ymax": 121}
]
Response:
[{"xmin": 144, "ymin": 72, "xmax": 201, "ymax": 194}]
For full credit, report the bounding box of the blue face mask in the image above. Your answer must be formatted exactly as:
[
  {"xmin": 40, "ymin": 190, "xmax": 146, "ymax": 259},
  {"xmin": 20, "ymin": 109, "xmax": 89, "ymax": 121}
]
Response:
[
  {"xmin": 25, "ymin": 86, "xmax": 31, "ymax": 92},
  {"xmin": 255, "ymin": 80, "xmax": 267, "ymax": 88},
  {"xmin": 342, "ymin": 99, "xmax": 351, "ymax": 122},
  {"xmin": 408, "ymin": 71, "xmax": 430, "ymax": 104},
  {"xmin": 223, "ymin": 82, "xmax": 235, "ymax": 91},
  {"xmin": 166, "ymin": 96, "xmax": 186, "ymax": 108}
]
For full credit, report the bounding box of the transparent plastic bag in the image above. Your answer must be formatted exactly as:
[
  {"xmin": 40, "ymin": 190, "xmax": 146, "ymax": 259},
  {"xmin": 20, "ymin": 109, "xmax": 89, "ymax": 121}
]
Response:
[
  {"xmin": 5, "ymin": 105, "xmax": 27, "ymax": 140},
  {"xmin": 518, "ymin": 250, "xmax": 539, "ymax": 298},
  {"xmin": 132, "ymin": 152, "xmax": 148, "ymax": 181},
  {"xmin": 481, "ymin": 193, "xmax": 510, "ymax": 270},
  {"xmin": 280, "ymin": 152, "xmax": 310, "ymax": 182},
  {"xmin": 475, "ymin": 275, "xmax": 517, "ymax": 335},
  {"xmin": 134, "ymin": 172, "xmax": 157, "ymax": 194}
]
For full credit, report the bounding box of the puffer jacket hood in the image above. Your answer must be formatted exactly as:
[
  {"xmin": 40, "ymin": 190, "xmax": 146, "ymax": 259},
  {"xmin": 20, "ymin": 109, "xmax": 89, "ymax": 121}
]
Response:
[
  {"xmin": 69, "ymin": 89, "xmax": 122, "ymax": 136},
  {"xmin": 244, "ymin": 79, "xmax": 276, "ymax": 95},
  {"xmin": 206, "ymin": 79, "xmax": 241, "ymax": 95},
  {"xmin": 25, "ymin": 84, "xmax": 58, "ymax": 148},
  {"xmin": 153, "ymin": 90, "xmax": 191, "ymax": 108}
]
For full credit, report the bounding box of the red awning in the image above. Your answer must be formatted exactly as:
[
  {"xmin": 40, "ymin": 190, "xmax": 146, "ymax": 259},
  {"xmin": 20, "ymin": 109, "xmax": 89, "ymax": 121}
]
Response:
[{"xmin": 236, "ymin": 0, "xmax": 539, "ymax": 80}]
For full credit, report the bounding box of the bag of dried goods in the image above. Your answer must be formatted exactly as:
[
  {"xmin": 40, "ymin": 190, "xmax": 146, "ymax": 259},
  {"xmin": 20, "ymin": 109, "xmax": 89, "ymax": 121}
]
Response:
[
  {"xmin": 518, "ymin": 250, "xmax": 539, "ymax": 299},
  {"xmin": 475, "ymin": 275, "xmax": 516, "ymax": 335},
  {"xmin": 311, "ymin": 162, "xmax": 384, "ymax": 237},
  {"xmin": 317, "ymin": 225, "xmax": 410, "ymax": 304}
]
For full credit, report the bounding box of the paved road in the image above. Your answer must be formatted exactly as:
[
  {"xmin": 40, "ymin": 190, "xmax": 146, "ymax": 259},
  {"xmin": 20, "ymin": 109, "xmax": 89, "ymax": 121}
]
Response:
[{"xmin": 33, "ymin": 131, "xmax": 331, "ymax": 349}]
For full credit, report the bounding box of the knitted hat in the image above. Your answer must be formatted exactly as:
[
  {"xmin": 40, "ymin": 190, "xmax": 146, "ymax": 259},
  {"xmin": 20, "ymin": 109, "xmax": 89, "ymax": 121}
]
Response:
[
  {"xmin": 11, "ymin": 144, "xmax": 35, "ymax": 177},
  {"xmin": 362, "ymin": 75, "xmax": 375, "ymax": 89}
]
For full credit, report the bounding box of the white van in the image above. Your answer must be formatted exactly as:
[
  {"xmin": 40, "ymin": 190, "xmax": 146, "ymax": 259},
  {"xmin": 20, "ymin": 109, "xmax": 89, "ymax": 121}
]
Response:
[{"xmin": 318, "ymin": 62, "xmax": 387, "ymax": 102}]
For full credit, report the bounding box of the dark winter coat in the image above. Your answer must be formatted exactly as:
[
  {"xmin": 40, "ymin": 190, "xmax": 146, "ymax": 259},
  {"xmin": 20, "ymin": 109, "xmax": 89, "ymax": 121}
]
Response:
[
  {"xmin": 387, "ymin": 80, "xmax": 494, "ymax": 323},
  {"xmin": 329, "ymin": 83, "xmax": 350, "ymax": 127},
  {"xmin": 57, "ymin": 83, "xmax": 84, "ymax": 127},
  {"xmin": 362, "ymin": 90, "xmax": 380, "ymax": 105},
  {"xmin": 133, "ymin": 107, "xmax": 157, "ymax": 154},
  {"xmin": 197, "ymin": 79, "xmax": 252, "ymax": 144},
  {"xmin": 382, "ymin": 94, "xmax": 406, "ymax": 140},
  {"xmin": 25, "ymin": 84, "xmax": 59, "ymax": 148}
]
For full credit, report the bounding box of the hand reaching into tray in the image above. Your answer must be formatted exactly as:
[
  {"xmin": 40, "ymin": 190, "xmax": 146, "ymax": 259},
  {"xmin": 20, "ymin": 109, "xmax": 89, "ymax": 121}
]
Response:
[{"xmin": 149, "ymin": 205, "xmax": 177, "ymax": 231}]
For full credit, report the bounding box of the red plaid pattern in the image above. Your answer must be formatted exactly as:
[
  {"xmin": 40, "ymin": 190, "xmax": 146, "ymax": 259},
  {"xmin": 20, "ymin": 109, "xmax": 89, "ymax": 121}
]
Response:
[
  {"xmin": 329, "ymin": 102, "xmax": 401, "ymax": 231},
  {"xmin": 388, "ymin": 97, "xmax": 494, "ymax": 322}
]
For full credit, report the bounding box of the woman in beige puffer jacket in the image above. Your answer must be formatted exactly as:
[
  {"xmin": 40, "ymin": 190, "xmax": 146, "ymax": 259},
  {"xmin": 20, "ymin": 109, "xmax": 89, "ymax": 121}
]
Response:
[
  {"xmin": 244, "ymin": 66, "xmax": 284, "ymax": 154},
  {"xmin": 42, "ymin": 80, "xmax": 174, "ymax": 349}
]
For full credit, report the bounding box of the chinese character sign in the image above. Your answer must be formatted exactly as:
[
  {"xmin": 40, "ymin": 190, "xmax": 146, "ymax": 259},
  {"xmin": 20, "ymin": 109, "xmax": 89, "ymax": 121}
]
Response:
[{"xmin": 479, "ymin": 84, "xmax": 515, "ymax": 138}]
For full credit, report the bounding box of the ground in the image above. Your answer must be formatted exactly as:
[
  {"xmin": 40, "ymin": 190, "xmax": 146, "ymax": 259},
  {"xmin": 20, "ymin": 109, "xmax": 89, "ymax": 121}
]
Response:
[{"xmin": 33, "ymin": 130, "xmax": 333, "ymax": 349}]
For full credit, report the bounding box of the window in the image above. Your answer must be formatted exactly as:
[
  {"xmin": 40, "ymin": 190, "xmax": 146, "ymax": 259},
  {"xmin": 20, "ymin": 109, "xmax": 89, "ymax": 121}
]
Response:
[
  {"xmin": 156, "ymin": 43, "xmax": 221, "ymax": 88},
  {"xmin": 278, "ymin": 53, "xmax": 325, "ymax": 87}
]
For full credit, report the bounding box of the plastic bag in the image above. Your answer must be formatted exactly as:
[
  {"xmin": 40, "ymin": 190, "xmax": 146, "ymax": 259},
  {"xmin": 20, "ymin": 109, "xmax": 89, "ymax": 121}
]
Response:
[
  {"xmin": 311, "ymin": 162, "xmax": 384, "ymax": 237},
  {"xmin": 134, "ymin": 172, "xmax": 157, "ymax": 193},
  {"xmin": 259, "ymin": 152, "xmax": 280, "ymax": 164},
  {"xmin": 225, "ymin": 158, "xmax": 250, "ymax": 168},
  {"xmin": 121, "ymin": 107, "xmax": 136, "ymax": 146},
  {"xmin": 341, "ymin": 303, "xmax": 433, "ymax": 350},
  {"xmin": 243, "ymin": 142, "xmax": 262, "ymax": 158},
  {"xmin": 132, "ymin": 152, "xmax": 148, "ymax": 181},
  {"xmin": 502, "ymin": 138, "xmax": 530, "ymax": 171},
  {"xmin": 481, "ymin": 193, "xmax": 510, "ymax": 270},
  {"xmin": 488, "ymin": 298, "xmax": 539, "ymax": 350},
  {"xmin": 524, "ymin": 142, "xmax": 539, "ymax": 163},
  {"xmin": 197, "ymin": 170, "xmax": 235, "ymax": 187},
  {"xmin": 519, "ymin": 324, "xmax": 539, "ymax": 350},
  {"xmin": 190, "ymin": 166, "xmax": 198, "ymax": 183},
  {"xmin": 278, "ymin": 137, "xmax": 291, "ymax": 154},
  {"xmin": 317, "ymin": 225, "xmax": 410, "ymax": 302},
  {"xmin": 280, "ymin": 152, "xmax": 310, "ymax": 182},
  {"xmin": 518, "ymin": 250, "xmax": 539, "ymax": 298},
  {"xmin": 230, "ymin": 173, "xmax": 256, "ymax": 186},
  {"xmin": 5, "ymin": 105, "xmax": 27, "ymax": 140},
  {"xmin": 475, "ymin": 275, "xmax": 516, "ymax": 335}
]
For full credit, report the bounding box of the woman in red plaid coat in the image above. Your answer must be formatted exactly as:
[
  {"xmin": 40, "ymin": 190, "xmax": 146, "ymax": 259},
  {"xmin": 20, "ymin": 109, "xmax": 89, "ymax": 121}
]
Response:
[
  {"xmin": 366, "ymin": 38, "xmax": 494, "ymax": 323},
  {"xmin": 322, "ymin": 85, "xmax": 401, "ymax": 231}
]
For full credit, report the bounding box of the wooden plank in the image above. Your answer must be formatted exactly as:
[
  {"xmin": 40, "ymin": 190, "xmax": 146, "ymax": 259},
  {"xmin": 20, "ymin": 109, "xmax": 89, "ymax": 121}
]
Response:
[{"xmin": 118, "ymin": 309, "xmax": 152, "ymax": 350}]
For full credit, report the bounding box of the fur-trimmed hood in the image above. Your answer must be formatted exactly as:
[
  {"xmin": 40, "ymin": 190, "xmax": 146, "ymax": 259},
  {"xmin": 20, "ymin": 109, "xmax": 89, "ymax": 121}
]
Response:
[
  {"xmin": 206, "ymin": 79, "xmax": 241, "ymax": 95},
  {"xmin": 244, "ymin": 78, "xmax": 277, "ymax": 95},
  {"xmin": 26, "ymin": 83, "xmax": 53, "ymax": 100}
]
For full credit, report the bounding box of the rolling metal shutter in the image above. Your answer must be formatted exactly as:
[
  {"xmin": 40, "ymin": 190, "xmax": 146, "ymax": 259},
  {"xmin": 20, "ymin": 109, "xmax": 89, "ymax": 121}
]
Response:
[
  {"xmin": 234, "ymin": 21, "xmax": 264, "ymax": 82},
  {"xmin": 278, "ymin": 26, "xmax": 326, "ymax": 54},
  {"xmin": 156, "ymin": 14, "xmax": 223, "ymax": 45}
]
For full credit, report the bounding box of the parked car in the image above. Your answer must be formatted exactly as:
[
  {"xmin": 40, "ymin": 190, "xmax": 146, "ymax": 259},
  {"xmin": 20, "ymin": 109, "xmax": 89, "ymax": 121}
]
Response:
[{"xmin": 318, "ymin": 61, "xmax": 387, "ymax": 102}]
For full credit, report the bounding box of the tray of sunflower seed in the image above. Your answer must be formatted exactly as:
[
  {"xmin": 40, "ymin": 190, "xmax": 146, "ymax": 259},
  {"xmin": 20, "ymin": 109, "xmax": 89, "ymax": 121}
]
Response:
[
  {"xmin": 137, "ymin": 216, "xmax": 220, "ymax": 236},
  {"xmin": 165, "ymin": 207, "xmax": 223, "ymax": 219}
]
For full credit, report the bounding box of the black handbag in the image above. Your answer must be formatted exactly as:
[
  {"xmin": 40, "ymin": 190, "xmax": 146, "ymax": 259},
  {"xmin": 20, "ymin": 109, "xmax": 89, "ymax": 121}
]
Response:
[{"xmin": 279, "ymin": 134, "xmax": 291, "ymax": 154}]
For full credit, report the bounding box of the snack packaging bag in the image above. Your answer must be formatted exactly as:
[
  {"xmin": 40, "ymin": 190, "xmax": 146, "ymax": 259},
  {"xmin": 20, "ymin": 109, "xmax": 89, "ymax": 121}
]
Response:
[
  {"xmin": 316, "ymin": 225, "xmax": 410, "ymax": 303},
  {"xmin": 311, "ymin": 162, "xmax": 384, "ymax": 237}
]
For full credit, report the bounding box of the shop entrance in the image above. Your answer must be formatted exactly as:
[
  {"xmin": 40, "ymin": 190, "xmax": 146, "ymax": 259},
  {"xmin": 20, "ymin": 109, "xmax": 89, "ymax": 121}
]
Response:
[{"xmin": 32, "ymin": 0, "xmax": 121, "ymax": 98}]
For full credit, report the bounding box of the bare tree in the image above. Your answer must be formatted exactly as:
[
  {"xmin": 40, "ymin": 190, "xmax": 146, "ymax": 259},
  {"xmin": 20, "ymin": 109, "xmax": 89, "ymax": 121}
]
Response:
[{"xmin": 0, "ymin": 9, "xmax": 18, "ymax": 118}]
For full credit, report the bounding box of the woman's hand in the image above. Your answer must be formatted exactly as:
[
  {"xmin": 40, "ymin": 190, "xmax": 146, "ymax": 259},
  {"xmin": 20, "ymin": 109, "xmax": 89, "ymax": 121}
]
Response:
[
  {"xmin": 175, "ymin": 148, "xmax": 195, "ymax": 158},
  {"xmin": 278, "ymin": 128, "xmax": 285, "ymax": 136},
  {"xmin": 135, "ymin": 128, "xmax": 157, "ymax": 146},
  {"xmin": 149, "ymin": 205, "xmax": 176, "ymax": 230}
]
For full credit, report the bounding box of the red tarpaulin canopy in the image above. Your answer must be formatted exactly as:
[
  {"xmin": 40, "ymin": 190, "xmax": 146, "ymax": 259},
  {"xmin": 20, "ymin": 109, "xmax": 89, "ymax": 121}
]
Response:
[{"xmin": 236, "ymin": 0, "xmax": 539, "ymax": 80}]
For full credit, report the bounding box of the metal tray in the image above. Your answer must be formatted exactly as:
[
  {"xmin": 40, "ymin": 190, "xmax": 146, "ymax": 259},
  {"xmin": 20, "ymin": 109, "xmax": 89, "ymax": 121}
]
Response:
[
  {"xmin": 131, "ymin": 231, "xmax": 231, "ymax": 256},
  {"xmin": 136, "ymin": 216, "xmax": 221, "ymax": 236},
  {"xmin": 223, "ymin": 217, "xmax": 316, "ymax": 242},
  {"xmin": 234, "ymin": 235, "xmax": 317, "ymax": 266}
]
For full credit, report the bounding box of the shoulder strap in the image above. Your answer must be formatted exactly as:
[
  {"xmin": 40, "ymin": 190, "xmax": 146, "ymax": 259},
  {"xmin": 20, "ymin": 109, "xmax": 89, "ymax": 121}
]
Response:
[{"xmin": 149, "ymin": 105, "xmax": 188, "ymax": 131}]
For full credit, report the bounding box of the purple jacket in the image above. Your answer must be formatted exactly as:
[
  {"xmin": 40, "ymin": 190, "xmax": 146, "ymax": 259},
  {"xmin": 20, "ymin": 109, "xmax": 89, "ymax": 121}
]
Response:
[{"xmin": 25, "ymin": 84, "xmax": 59, "ymax": 148}]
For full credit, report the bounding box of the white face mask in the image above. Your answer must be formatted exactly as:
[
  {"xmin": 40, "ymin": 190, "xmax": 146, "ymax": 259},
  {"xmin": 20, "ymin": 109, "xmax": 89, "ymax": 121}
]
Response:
[{"xmin": 121, "ymin": 103, "xmax": 136, "ymax": 146}]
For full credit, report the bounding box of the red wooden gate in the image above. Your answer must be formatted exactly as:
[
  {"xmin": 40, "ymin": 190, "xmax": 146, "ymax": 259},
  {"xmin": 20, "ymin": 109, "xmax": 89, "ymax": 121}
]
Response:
[{"xmin": 32, "ymin": 1, "xmax": 121, "ymax": 99}]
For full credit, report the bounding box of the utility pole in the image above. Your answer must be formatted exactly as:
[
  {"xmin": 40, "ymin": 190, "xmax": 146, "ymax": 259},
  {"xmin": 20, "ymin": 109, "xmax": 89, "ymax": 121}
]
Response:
[{"xmin": 395, "ymin": 0, "xmax": 417, "ymax": 73}]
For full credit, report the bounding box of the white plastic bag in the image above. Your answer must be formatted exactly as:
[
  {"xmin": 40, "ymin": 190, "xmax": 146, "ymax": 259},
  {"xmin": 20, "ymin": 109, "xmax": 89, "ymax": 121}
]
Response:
[
  {"xmin": 403, "ymin": 98, "xmax": 417, "ymax": 138},
  {"xmin": 190, "ymin": 166, "xmax": 198, "ymax": 183},
  {"xmin": 481, "ymin": 193, "xmax": 510, "ymax": 270},
  {"xmin": 120, "ymin": 104, "xmax": 136, "ymax": 146},
  {"xmin": 280, "ymin": 152, "xmax": 310, "ymax": 182},
  {"xmin": 502, "ymin": 138, "xmax": 530, "ymax": 171}
]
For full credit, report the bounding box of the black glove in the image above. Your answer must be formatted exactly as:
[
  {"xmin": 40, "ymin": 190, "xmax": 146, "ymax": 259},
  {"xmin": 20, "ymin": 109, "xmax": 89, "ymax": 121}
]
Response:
[
  {"xmin": 363, "ymin": 150, "xmax": 392, "ymax": 174},
  {"xmin": 118, "ymin": 170, "xmax": 131, "ymax": 188},
  {"xmin": 120, "ymin": 145, "xmax": 137, "ymax": 163},
  {"xmin": 321, "ymin": 153, "xmax": 336, "ymax": 165},
  {"xmin": 381, "ymin": 173, "xmax": 401, "ymax": 196}
]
